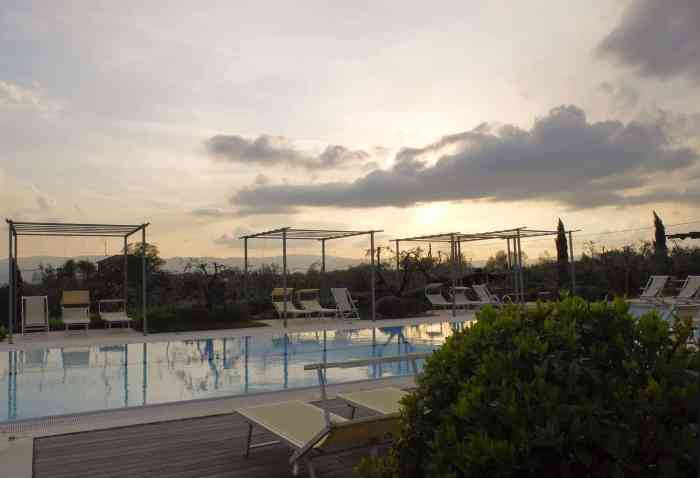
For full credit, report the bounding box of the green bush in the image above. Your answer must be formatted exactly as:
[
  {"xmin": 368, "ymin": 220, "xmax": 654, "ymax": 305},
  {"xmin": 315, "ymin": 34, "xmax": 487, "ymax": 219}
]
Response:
[
  {"xmin": 0, "ymin": 325, "xmax": 6, "ymax": 342},
  {"xmin": 49, "ymin": 319, "xmax": 65, "ymax": 331},
  {"xmin": 132, "ymin": 302, "xmax": 263, "ymax": 333},
  {"xmin": 359, "ymin": 297, "xmax": 699, "ymax": 477},
  {"xmin": 376, "ymin": 295, "xmax": 429, "ymax": 318}
]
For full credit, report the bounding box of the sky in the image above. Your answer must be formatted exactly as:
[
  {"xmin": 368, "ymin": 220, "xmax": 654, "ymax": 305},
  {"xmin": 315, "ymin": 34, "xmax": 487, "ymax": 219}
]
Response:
[{"xmin": 1, "ymin": 0, "xmax": 700, "ymax": 263}]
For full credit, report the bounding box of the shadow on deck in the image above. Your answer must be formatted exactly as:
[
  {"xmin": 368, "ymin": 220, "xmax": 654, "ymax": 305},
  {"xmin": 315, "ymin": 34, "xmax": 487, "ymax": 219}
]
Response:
[{"xmin": 33, "ymin": 399, "xmax": 379, "ymax": 478}]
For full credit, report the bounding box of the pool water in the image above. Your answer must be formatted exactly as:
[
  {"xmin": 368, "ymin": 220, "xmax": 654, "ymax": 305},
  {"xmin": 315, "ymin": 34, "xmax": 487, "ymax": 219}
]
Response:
[{"xmin": 0, "ymin": 321, "xmax": 468, "ymax": 422}]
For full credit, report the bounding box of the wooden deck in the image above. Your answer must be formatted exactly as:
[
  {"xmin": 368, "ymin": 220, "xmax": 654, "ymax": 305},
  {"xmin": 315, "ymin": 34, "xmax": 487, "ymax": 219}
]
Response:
[{"xmin": 32, "ymin": 399, "xmax": 377, "ymax": 478}]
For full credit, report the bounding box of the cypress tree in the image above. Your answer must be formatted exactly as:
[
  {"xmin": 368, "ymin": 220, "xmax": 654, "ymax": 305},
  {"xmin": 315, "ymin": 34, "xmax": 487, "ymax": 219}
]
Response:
[
  {"xmin": 556, "ymin": 218, "xmax": 569, "ymax": 289},
  {"xmin": 652, "ymin": 211, "xmax": 669, "ymax": 271}
]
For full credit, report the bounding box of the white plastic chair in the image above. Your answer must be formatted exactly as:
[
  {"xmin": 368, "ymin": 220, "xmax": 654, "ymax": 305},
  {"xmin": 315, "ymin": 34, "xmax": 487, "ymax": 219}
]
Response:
[{"xmin": 21, "ymin": 296, "xmax": 49, "ymax": 335}]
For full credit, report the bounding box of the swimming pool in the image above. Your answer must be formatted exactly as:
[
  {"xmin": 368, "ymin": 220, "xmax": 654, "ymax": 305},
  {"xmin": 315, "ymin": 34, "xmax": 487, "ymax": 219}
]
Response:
[{"xmin": 0, "ymin": 321, "xmax": 467, "ymax": 422}]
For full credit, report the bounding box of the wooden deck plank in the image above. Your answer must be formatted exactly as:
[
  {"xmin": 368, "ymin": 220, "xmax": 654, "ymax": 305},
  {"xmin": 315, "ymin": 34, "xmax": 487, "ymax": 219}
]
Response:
[{"xmin": 33, "ymin": 399, "xmax": 375, "ymax": 478}]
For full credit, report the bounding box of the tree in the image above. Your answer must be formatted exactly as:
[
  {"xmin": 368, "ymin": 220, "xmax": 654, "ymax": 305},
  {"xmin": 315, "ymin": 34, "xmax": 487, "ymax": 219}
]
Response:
[
  {"xmin": 653, "ymin": 211, "xmax": 669, "ymax": 272},
  {"xmin": 555, "ymin": 218, "xmax": 569, "ymax": 289},
  {"xmin": 127, "ymin": 242, "xmax": 166, "ymax": 273},
  {"xmin": 485, "ymin": 250, "xmax": 509, "ymax": 271},
  {"xmin": 184, "ymin": 260, "xmax": 227, "ymax": 311}
]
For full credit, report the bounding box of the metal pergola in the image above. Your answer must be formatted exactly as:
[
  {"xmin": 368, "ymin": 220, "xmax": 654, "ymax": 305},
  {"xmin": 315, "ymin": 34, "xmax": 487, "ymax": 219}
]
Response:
[
  {"xmin": 240, "ymin": 227, "xmax": 382, "ymax": 327},
  {"xmin": 6, "ymin": 220, "xmax": 150, "ymax": 343},
  {"xmin": 392, "ymin": 227, "xmax": 580, "ymax": 317}
]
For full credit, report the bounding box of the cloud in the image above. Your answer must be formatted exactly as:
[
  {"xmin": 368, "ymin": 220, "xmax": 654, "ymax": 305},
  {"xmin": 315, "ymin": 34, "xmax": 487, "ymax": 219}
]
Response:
[
  {"xmin": 597, "ymin": 1, "xmax": 700, "ymax": 82},
  {"xmin": 204, "ymin": 134, "xmax": 371, "ymax": 170},
  {"xmin": 230, "ymin": 105, "xmax": 699, "ymax": 215},
  {"xmin": 597, "ymin": 80, "xmax": 640, "ymax": 111},
  {"xmin": 214, "ymin": 226, "xmax": 252, "ymax": 248},
  {"xmin": 0, "ymin": 80, "xmax": 61, "ymax": 114}
]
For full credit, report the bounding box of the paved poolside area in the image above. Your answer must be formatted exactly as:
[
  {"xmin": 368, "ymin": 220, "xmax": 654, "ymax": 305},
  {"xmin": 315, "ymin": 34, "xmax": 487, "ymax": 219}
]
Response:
[{"xmin": 0, "ymin": 309, "xmax": 476, "ymax": 352}]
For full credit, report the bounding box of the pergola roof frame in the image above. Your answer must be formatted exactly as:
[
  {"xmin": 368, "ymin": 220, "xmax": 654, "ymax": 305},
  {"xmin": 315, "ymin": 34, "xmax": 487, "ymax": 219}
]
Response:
[
  {"xmin": 6, "ymin": 219, "xmax": 151, "ymax": 344},
  {"xmin": 392, "ymin": 226, "xmax": 581, "ymax": 316},
  {"xmin": 241, "ymin": 226, "xmax": 383, "ymax": 327}
]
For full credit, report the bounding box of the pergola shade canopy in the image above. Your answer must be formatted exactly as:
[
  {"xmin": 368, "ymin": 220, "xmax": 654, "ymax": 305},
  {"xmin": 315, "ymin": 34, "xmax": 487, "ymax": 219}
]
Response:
[
  {"xmin": 392, "ymin": 226, "xmax": 580, "ymax": 315},
  {"xmin": 242, "ymin": 227, "xmax": 382, "ymax": 326},
  {"xmin": 8, "ymin": 221, "xmax": 147, "ymax": 237},
  {"xmin": 241, "ymin": 227, "xmax": 382, "ymax": 241},
  {"xmin": 6, "ymin": 219, "xmax": 150, "ymax": 343}
]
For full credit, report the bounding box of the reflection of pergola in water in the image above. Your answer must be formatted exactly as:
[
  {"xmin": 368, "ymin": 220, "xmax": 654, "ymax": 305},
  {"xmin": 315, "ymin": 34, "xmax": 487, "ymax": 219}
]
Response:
[
  {"xmin": 240, "ymin": 227, "xmax": 382, "ymax": 326},
  {"xmin": 6, "ymin": 220, "xmax": 151, "ymax": 343},
  {"xmin": 392, "ymin": 226, "xmax": 580, "ymax": 316}
]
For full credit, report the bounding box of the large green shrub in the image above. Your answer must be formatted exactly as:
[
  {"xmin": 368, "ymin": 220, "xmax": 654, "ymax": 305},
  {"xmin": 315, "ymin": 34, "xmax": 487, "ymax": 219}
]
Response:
[{"xmin": 359, "ymin": 298, "xmax": 699, "ymax": 477}]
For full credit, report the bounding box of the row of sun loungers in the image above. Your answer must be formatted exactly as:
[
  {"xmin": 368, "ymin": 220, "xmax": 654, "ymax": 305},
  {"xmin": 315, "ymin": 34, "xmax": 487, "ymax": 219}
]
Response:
[
  {"xmin": 425, "ymin": 282, "xmax": 507, "ymax": 310},
  {"xmin": 238, "ymin": 353, "xmax": 425, "ymax": 478},
  {"xmin": 271, "ymin": 287, "xmax": 361, "ymax": 320},
  {"xmin": 20, "ymin": 290, "xmax": 132, "ymax": 336}
]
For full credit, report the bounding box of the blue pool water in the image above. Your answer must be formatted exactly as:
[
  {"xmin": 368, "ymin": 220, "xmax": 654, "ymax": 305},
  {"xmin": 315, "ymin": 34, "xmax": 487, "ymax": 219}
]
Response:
[{"xmin": 0, "ymin": 321, "xmax": 467, "ymax": 422}]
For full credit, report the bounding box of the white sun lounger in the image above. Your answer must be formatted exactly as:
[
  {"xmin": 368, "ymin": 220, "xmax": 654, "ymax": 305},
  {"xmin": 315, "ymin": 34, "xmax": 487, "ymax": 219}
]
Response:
[
  {"xmin": 638, "ymin": 275, "xmax": 670, "ymax": 303},
  {"xmin": 21, "ymin": 296, "xmax": 49, "ymax": 335},
  {"xmin": 472, "ymin": 284, "xmax": 507, "ymax": 306},
  {"xmin": 272, "ymin": 288, "xmax": 313, "ymax": 318},
  {"xmin": 330, "ymin": 288, "xmax": 360, "ymax": 320},
  {"xmin": 296, "ymin": 289, "xmax": 337, "ymax": 317},
  {"xmin": 98, "ymin": 299, "xmax": 132, "ymax": 329},
  {"xmin": 61, "ymin": 290, "xmax": 91, "ymax": 333},
  {"xmin": 665, "ymin": 276, "xmax": 700, "ymax": 305},
  {"xmin": 425, "ymin": 283, "xmax": 452, "ymax": 309},
  {"xmin": 449, "ymin": 286, "xmax": 482, "ymax": 309}
]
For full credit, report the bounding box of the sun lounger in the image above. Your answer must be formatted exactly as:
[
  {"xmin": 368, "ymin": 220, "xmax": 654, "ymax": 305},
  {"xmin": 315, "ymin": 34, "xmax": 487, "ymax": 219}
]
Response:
[
  {"xmin": 449, "ymin": 286, "xmax": 481, "ymax": 309},
  {"xmin": 61, "ymin": 290, "xmax": 91, "ymax": 333},
  {"xmin": 337, "ymin": 387, "xmax": 408, "ymax": 418},
  {"xmin": 98, "ymin": 299, "xmax": 132, "ymax": 329},
  {"xmin": 638, "ymin": 275, "xmax": 670, "ymax": 303},
  {"xmin": 425, "ymin": 283, "xmax": 452, "ymax": 309},
  {"xmin": 21, "ymin": 296, "xmax": 49, "ymax": 335},
  {"xmin": 239, "ymin": 401, "xmax": 398, "ymax": 478},
  {"xmin": 665, "ymin": 276, "xmax": 700, "ymax": 305},
  {"xmin": 296, "ymin": 289, "xmax": 337, "ymax": 317},
  {"xmin": 272, "ymin": 288, "xmax": 313, "ymax": 318},
  {"xmin": 330, "ymin": 288, "xmax": 360, "ymax": 319},
  {"xmin": 238, "ymin": 353, "xmax": 428, "ymax": 477},
  {"xmin": 472, "ymin": 284, "xmax": 508, "ymax": 306}
]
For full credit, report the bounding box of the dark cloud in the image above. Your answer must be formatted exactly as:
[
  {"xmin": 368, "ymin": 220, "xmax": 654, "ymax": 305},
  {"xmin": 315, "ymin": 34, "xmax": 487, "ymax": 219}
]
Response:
[
  {"xmin": 204, "ymin": 134, "xmax": 370, "ymax": 170},
  {"xmin": 597, "ymin": 0, "xmax": 700, "ymax": 82},
  {"xmin": 230, "ymin": 105, "xmax": 699, "ymax": 215},
  {"xmin": 597, "ymin": 81, "xmax": 640, "ymax": 111}
]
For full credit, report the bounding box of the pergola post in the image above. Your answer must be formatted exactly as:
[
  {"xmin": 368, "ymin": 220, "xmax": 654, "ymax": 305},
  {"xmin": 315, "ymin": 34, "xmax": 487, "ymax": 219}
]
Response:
[
  {"xmin": 321, "ymin": 239, "xmax": 326, "ymax": 302},
  {"xmin": 450, "ymin": 234, "xmax": 457, "ymax": 318},
  {"xmin": 457, "ymin": 240, "xmax": 463, "ymax": 286},
  {"xmin": 8, "ymin": 224, "xmax": 14, "ymax": 344},
  {"xmin": 370, "ymin": 231, "xmax": 376, "ymax": 322},
  {"xmin": 282, "ymin": 229, "xmax": 288, "ymax": 328},
  {"xmin": 141, "ymin": 227, "xmax": 147, "ymax": 336},
  {"xmin": 123, "ymin": 236, "xmax": 128, "ymax": 309},
  {"xmin": 395, "ymin": 240, "xmax": 400, "ymax": 286},
  {"xmin": 243, "ymin": 237, "xmax": 248, "ymax": 301},
  {"xmin": 568, "ymin": 231, "xmax": 576, "ymax": 295},
  {"xmin": 506, "ymin": 237, "xmax": 513, "ymax": 293},
  {"xmin": 516, "ymin": 230, "xmax": 524, "ymax": 303}
]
